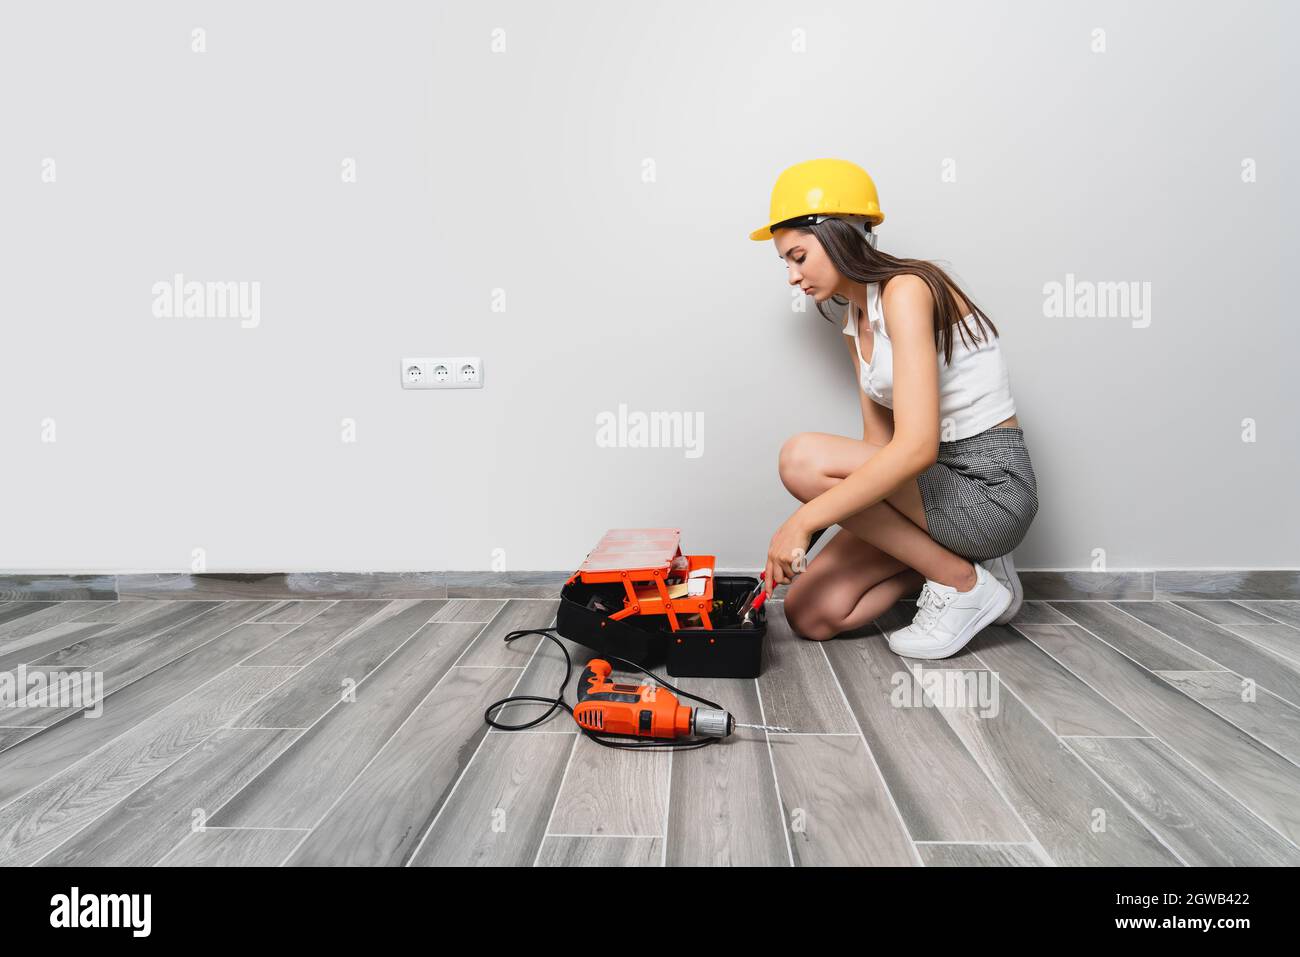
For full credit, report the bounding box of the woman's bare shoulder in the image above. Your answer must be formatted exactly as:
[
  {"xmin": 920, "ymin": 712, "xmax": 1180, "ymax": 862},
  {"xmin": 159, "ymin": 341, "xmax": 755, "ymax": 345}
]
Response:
[
  {"xmin": 881, "ymin": 273, "xmax": 970, "ymax": 317},
  {"xmin": 878, "ymin": 274, "xmax": 934, "ymax": 335}
]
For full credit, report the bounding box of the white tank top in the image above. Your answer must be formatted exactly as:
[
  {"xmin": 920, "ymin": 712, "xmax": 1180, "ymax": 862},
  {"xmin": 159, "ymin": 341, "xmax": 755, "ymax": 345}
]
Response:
[{"xmin": 842, "ymin": 280, "xmax": 1017, "ymax": 440}]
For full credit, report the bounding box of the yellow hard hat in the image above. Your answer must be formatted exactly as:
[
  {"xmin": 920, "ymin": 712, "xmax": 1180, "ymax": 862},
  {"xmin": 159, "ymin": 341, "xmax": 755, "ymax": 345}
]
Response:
[{"xmin": 749, "ymin": 158, "xmax": 885, "ymax": 241}]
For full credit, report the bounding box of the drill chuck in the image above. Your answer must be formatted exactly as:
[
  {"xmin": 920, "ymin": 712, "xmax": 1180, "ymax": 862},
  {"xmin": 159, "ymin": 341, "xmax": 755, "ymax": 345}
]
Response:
[{"xmin": 693, "ymin": 707, "xmax": 733, "ymax": 738}]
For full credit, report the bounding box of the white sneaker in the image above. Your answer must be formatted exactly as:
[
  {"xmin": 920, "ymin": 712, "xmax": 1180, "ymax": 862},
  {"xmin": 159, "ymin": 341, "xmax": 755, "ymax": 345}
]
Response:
[
  {"xmin": 887, "ymin": 563, "xmax": 1012, "ymax": 660},
  {"xmin": 979, "ymin": 552, "xmax": 1023, "ymax": 625}
]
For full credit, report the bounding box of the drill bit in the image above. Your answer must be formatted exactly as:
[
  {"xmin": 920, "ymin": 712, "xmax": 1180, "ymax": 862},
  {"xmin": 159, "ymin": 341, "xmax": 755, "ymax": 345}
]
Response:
[{"xmin": 734, "ymin": 721, "xmax": 797, "ymax": 734}]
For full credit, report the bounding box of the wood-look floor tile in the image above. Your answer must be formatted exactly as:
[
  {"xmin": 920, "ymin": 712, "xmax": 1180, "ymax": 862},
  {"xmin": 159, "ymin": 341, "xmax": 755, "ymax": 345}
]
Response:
[
  {"xmin": 252, "ymin": 600, "xmax": 336, "ymax": 624},
  {"xmin": 759, "ymin": 605, "xmax": 858, "ymax": 733},
  {"xmin": 0, "ymin": 602, "xmax": 37, "ymax": 628},
  {"xmin": 1174, "ymin": 601, "xmax": 1283, "ymax": 627},
  {"xmin": 454, "ymin": 600, "xmax": 560, "ymax": 668},
  {"xmin": 548, "ymin": 734, "xmax": 671, "ymax": 839},
  {"xmin": 2, "ymin": 601, "xmax": 282, "ymax": 729},
  {"xmin": 39, "ymin": 727, "xmax": 301, "ymax": 866},
  {"xmin": 1236, "ymin": 601, "xmax": 1300, "ymax": 630},
  {"xmin": 0, "ymin": 665, "xmax": 296, "ymax": 866},
  {"xmin": 66, "ymin": 601, "xmax": 160, "ymax": 625},
  {"xmin": 32, "ymin": 601, "xmax": 227, "ymax": 667},
  {"xmin": 917, "ymin": 843, "xmax": 1048, "ymax": 866},
  {"xmin": 1051, "ymin": 602, "xmax": 1220, "ymax": 672},
  {"xmin": 211, "ymin": 619, "xmax": 483, "ymax": 828},
  {"xmin": 823, "ymin": 633, "xmax": 1031, "ymax": 842},
  {"xmin": 1114, "ymin": 602, "xmax": 1300, "ymax": 707},
  {"xmin": 663, "ymin": 675, "xmax": 789, "ymax": 866},
  {"xmin": 0, "ymin": 665, "xmax": 89, "ymax": 728},
  {"xmin": 535, "ymin": 835, "xmax": 663, "ymax": 866},
  {"xmin": 156, "ymin": 827, "xmax": 309, "ymax": 866},
  {"xmin": 967, "ymin": 625, "xmax": 1149, "ymax": 736},
  {"xmin": 1066, "ymin": 735, "xmax": 1300, "ymax": 865},
  {"xmin": 1198, "ymin": 624, "xmax": 1300, "ymax": 667},
  {"xmin": 231, "ymin": 600, "xmax": 450, "ymax": 728},
  {"xmin": 768, "ymin": 733, "xmax": 918, "ymax": 866},
  {"xmin": 0, "ymin": 621, "xmax": 115, "ymax": 675},
  {"xmin": 1157, "ymin": 671, "xmax": 1300, "ymax": 765},
  {"xmin": 0, "ymin": 602, "xmax": 122, "ymax": 649},
  {"xmin": 929, "ymin": 670, "xmax": 1181, "ymax": 865},
  {"xmin": 0, "ymin": 728, "xmax": 43, "ymax": 753},
  {"xmin": 409, "ymin": 731, "xmax": 574, "ymax": 866},
  {"xmin": 239, "ymin": 598, "xmax": 420, "ymax": 669},
  {"xmin": 432, "ymin": 599, "xmax": 507, "ymax": 622},
  {"xmin": 0, "ymin": 620, "xmax": 299, "ymax": 810},
  {"xmin": 488, "ymin": 625, "xmax": 582, "ymax": 728},
  {"xmin": 1017, "ymin": 623, "xmax": 1300, "ymax": 847},
  {"xmin": 283, "ymin": 666, "xmax": 518, "ymax": 865}
]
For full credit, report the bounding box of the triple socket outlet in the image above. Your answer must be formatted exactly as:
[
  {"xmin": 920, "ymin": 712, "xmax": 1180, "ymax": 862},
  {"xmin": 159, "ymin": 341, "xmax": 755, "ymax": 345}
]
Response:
[{"xmin": 401, "ymin": 357, "xmax": 483, "ymax": 389}]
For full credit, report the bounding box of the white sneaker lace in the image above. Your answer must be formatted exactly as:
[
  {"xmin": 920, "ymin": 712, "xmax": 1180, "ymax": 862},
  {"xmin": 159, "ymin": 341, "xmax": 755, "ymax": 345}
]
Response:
[{"xmin": 912, "ymin": 583, "xmax": 954, "ymax": 634}]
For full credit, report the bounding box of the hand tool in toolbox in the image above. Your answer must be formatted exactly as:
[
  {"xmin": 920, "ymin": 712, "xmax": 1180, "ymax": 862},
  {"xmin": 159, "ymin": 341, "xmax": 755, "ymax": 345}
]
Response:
[{"xmin": 735, "ymin": 571, "xmax": 767, "ymax": 628}]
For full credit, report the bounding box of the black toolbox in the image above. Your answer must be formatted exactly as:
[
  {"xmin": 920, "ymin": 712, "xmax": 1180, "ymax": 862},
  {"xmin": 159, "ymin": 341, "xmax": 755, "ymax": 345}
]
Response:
[{"xmin": 554, "ymin": 529, "xmax": 768, "ymax": 679}]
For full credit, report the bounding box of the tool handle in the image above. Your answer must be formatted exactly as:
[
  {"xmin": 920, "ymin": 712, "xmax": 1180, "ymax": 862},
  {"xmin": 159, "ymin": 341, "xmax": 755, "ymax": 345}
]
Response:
[
  {"xmin": 735, "ymin": 571, "xmax": 766, "ymax": 620},
  {"xmin": 576, "ymin": 659, "xmax": 612, "ymax": 703}
]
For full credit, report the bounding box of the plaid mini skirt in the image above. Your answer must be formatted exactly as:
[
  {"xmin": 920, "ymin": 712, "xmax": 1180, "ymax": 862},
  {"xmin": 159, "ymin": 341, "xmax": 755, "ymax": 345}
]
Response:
[{"xmin": 916, "ymin": 426, "xmax": 1039, "ymax": 562}]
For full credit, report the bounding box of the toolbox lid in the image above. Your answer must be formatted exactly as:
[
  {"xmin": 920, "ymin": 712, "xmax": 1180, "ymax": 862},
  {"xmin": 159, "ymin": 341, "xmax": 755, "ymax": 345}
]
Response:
[{"xmin": 578, "ymin": 528, "xmax": 680, "ymax": 573}]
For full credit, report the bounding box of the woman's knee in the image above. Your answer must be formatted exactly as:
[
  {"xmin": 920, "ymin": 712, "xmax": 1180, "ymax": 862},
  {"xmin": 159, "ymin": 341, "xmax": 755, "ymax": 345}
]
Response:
[
  {"xmin": 782, "ymin": 575, "xmax": 846, "ymax": 642},
  {"xmin": 777, "ymin": 433, "xmax": 822, "ymax": 500},
  {"xmin": 782, "ymin": 601, "xmax": 839, "ymax": 641}
]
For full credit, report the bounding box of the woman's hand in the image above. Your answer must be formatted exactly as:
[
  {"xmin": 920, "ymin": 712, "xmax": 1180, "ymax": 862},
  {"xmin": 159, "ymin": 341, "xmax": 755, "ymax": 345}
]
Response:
[{"xmin": 765, "ymin": 511, "xmax": 813, "ymax": 595}]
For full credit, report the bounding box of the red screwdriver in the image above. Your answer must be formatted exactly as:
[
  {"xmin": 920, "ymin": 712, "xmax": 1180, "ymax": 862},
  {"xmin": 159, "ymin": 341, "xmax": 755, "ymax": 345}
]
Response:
[{"xmin": 735, "ymin": 571, "xmax": 767, "ymax": 628}]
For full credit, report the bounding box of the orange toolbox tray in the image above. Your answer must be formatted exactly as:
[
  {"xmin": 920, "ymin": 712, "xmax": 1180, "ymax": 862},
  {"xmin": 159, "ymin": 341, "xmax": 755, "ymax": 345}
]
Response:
[{"xmin": 564, "ymin": 527, "xmax": 717, "ymax": 632}]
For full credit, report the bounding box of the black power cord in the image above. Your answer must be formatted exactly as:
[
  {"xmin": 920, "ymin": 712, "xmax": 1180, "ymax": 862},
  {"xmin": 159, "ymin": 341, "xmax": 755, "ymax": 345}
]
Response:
[{"xmin": 483, "ymin": 627, "xmax": 726, "ymax": 752}]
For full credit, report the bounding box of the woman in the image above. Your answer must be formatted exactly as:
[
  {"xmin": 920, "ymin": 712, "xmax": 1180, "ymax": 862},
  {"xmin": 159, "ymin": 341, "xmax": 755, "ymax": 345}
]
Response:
[{"xmin": 750, "ymin": 158, "xmax": 1039, "ymax": 659}]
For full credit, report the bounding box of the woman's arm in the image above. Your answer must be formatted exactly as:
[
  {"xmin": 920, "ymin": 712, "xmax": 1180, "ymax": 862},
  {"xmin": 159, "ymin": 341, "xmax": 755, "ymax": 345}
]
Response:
[{"xmin": 796, "ymin": 275, "xmax": 941, "ymax": 531}]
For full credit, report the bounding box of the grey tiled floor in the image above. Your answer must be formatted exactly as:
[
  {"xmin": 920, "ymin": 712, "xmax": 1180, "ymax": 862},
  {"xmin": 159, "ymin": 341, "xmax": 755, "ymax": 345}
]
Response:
[{"xmin": 1, "ymin": 592, "xmax": 1298, "ymax": 866}]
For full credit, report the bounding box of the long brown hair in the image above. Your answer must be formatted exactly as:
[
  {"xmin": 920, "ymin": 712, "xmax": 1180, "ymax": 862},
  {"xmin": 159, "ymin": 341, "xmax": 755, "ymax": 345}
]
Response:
[{"xmin": 795, "ymin": 218, "xmax": 999, "ymax": 366}]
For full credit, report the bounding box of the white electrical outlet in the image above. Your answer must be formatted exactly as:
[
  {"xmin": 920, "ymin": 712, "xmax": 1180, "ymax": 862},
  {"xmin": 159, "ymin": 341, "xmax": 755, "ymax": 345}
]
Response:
[
  {"xmin": 402, "ymin": 358, "xmax": 430, "ymax": 388},
  {"xmin": 400, "ymin": 356, "xmax": 483, "ymax": 389},
  {"xmin": 454, "ymin": 357, "xmax": 482, "ymax": 386}
]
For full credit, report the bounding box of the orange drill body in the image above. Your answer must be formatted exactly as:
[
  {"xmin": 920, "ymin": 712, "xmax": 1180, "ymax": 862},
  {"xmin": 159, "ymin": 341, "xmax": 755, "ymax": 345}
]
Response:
[{"xmin": 573, "ymin": 659, "xmax": 701, "ymax": 739}]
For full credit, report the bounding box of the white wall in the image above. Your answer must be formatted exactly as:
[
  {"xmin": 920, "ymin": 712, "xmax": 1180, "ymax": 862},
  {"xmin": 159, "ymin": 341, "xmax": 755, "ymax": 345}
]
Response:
[{"xmin": 2, "ymin": 0, "xmax": 1295, "ymax": 573}]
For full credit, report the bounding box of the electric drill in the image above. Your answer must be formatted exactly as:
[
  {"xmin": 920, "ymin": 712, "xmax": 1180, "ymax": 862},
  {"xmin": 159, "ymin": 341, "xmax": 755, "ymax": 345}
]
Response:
[{"xmin": 574, "ymin": 659, "xmax": 789, "ymax": 740}]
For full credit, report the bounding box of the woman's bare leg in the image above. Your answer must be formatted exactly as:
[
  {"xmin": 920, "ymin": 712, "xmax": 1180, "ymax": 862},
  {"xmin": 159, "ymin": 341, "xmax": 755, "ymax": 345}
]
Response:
[
  {"xmin": 777, "ymin": 432, "xmax": 977, "ymax": 640},
  {"xmin": 779, "ymin": 432, "xmax": 977, "ymax": 590},
  {"xmin": 783, "ymin": 529, "xmax": 925, "ymax": 640}
]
